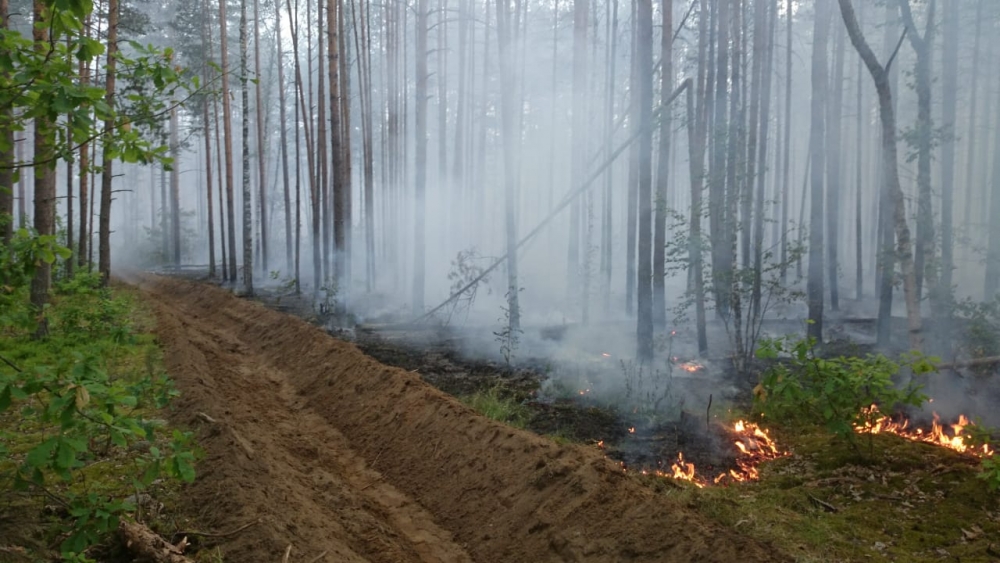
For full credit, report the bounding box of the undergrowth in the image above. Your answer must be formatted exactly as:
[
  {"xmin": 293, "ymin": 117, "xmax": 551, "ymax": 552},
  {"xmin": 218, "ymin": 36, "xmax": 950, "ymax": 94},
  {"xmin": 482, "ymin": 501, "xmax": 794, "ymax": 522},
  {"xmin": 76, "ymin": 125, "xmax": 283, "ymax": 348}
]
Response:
[
  {"xmin": 461, "ymin": 385, "xmax": 530, "ymax": 428},
  {"xmin": 0, "ymin": 228, "xmax": 195, "ymax": 561}
]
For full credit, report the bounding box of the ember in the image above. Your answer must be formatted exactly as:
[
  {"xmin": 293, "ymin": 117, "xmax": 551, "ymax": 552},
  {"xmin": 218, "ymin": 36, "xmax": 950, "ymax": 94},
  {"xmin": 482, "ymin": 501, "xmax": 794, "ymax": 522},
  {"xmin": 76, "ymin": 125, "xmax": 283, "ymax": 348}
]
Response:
[{"xmin": 854, "ymin": 404, "xmax": 994, "ymax": 457}]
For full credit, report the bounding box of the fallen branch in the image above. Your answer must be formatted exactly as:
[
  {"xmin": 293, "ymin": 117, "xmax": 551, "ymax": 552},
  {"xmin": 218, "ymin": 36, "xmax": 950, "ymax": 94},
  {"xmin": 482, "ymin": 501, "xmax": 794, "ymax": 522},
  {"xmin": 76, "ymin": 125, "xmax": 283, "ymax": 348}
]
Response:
[
  {"xmin": 170, "ymin": 518, "xmax": 260, "ymax": 542},
  {"xmin": 281, "ymin": 544, "xmax": 292, "ymax": 563},
  {"xmin": 937, "ymin": 356, "xmax": 1000, "ymax": 370},
  {"xmin": 120, "ymin": 520, "xmax": 193, "ymax": 563},
  {"xmin": 807, "ymin": 494, "xmax": 839, "ymax": 513}
]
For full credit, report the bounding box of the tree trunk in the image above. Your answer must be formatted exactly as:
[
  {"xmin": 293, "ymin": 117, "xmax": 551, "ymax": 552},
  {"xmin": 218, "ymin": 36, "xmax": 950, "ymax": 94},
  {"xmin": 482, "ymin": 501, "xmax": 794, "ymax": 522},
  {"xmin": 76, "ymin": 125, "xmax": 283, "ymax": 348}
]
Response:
[
  {"xmin": 253, "ymin": 0, "xmax": 268, "ymax": 273},
  {"xmin": 0, "ymin": 0, "xmax": 12, "ymax": 247},
  {"xmin": 98, "ymin": 0, "xmax": 119, "ymax": 285},
  {"xmin": 826, "ymin": 23, "xmax": 845, "ymax": 311},
  {"xmin": 220, "ymin": 0, "xmax": 238, "ymax": 282},
  {"xmin": 838, "ymin": 0, "xmax": 923, "ymax": 350},
  {"xmin": 202, "ymin": 0, "xmax": 217, "ymax": 278},
  {"xmin": 568, "ymin": 0, "xmax": 587, "ymax": 314},
  {"xmin": 275, "ymin": 1, "xmax": 292, "ymax": 276},
  {"xmin": 807, "ymin": 0, "xmax": 830, "ymax": 342},
  {"xmin": 170, "ymin": 107, "xmax": 181, "ymax": 266},
  {"xmin": 652, "ymin": 0, "xmax": 671, "ymax": 328},
  {"xmin": 897, "ymin": 0, "xmax": 936, "ymax": 304},
  {"xmin": 984, "ymin": 64, "xmax": 1000, "ymax": 298},
  {"xmin": 496, "ymin": 0, "xmax": 521, "ymax": 332},
  {"xmin": 30, "ymin": 0, "xmax": 56, "ymax": 335},
  {"xmin": 937, "ymin": 0, "xmax": 958, "ymax": 349},
  {"xmin": 780, "ymin": 0, "xmax": 792, "ymax": 282},
  {"xmin": 708, "ymin": 0, "xmax": 729, "ymax": 318},
  {"xmin": 750, "ymin": 0, "xmax": 774, "ymax": 323},
  {"xmin": 413, "ymin": 0, "xmax": 428, "ymax": 313},
  {"xmin": 240, "ymin": 0, "xmax": 254, "ymax": 294},
  {"xmin": 317, "ymin": 0, "xmax": 329, "ymax": 285},
  {"xmin": 635, "ymin": 0, "xmax": 653, "ymax": 361}
]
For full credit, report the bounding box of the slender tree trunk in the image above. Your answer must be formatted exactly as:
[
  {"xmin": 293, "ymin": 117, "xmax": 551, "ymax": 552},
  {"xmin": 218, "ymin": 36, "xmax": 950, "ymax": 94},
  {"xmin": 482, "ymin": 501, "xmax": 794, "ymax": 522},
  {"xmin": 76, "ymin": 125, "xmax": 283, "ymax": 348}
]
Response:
[
  {"xmin": 317, "ymin": 0, "xmax": 329, "ymax": 285},
  {"xmin": 98, "ymin": 0, "xmax": 119, "ymax": 285},
  {"xmin": 635, "ymin": 0, "xmax": 653, "ymax": 360},
  {"xmin": 30, "ymin": 0, "xmax": 56, "ymax": 334},
  {"xmin": 855, "ymin": 19, "xmax": 863, "ymax": 300},
  {"xmin": 170, "ymin": 107, "xmax": 181, "ymax": 265},
  {"xmin": 962, "ymin": 0, "xmax": 983, "ymax": 239},
  {"xmin": 652, "ymin": 0, "xmax": 671, "ymax": 328},
  {"xmin": 220, "ymin": 0, "xmax": 238, "ymax": 282},
  {"xmin": 202, "ymin": 0, "xmax": 217, "ymax": 278},
  {"xmin": 807, "ymin": 0, "xmax": 830, "ymax": 341},
  {"xmin": 253, "ymin": 0, "xmax": 268, "ymax": 273},
  {"xmin": 751, "ymin": 0, "xmax": 774, "ymax": 323},
  {"xmin": 568, "ymin": 0, "xmax": 587, "ymax": 312},
  {"xmin": 937, "ymin": 0, "xmax": 957, "ymax": 348},
  {"xmin": 240, "ymin": 0, "xmax": 254, "ymax": 293},
  {"xmin": 838, "ymin": 0, "xmax": 923, "ymax": 350},
  {"xmin": 708, "ymin": 0, "xmax": 729, "ymax": 317},
  {"xmin": 413, "ymin": 0, "xmax": 428, "ymax": 313},
  {"xmin": 16, "ymin": 136, "xmax": 25, "ymax": 230},
  {"xmin": 897, "ymin": 0, "xmax": 936, "ymax": 303},
  {"xmin": 826, "ymin": 23, "xmax": 845, "ymax": 311},
  {"xmin": 497, "ymin": 0, "xmax": 521, "ymax": 333},
  {"xmin": 626, "ymin": 0, "xmax": 638, "ymax": 316},
  {"xmin": 984, "ymin": 63, "xmax": 1000, "ymax": 298},
  {"xmin": 780, "ymin": 0, "xmax": 792, "ymax": 281},
  {"xmin": 275, "ymin": 1, "xmax": 293, "ymax": 275}
]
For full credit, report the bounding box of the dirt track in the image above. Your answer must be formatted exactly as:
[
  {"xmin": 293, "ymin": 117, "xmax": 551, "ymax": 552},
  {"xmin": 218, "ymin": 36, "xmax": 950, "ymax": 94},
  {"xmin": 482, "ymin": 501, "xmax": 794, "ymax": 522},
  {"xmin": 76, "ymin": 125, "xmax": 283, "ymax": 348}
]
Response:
[{"xmin": 136, "ymin": 275, "xmax": 786, "ymax": 562}]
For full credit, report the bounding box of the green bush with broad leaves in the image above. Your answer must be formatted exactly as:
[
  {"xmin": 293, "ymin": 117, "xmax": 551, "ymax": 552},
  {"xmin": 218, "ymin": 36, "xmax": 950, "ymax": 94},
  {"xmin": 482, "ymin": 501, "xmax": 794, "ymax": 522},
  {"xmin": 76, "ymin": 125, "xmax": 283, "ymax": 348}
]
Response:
[
  {"xmin": 754, "ymin": 335, "xmax": 937, "ymax": 456},
  {"xmin": 0, "ymin": 231, "xmax": 196, "ymax": 560}
]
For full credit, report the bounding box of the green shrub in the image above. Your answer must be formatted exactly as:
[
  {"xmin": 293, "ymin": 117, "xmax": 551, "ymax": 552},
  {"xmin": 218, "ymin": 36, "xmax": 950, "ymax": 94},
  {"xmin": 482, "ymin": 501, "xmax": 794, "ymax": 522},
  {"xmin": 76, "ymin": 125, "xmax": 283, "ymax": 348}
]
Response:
[
  {"xmin": 754, "ymin": 336, "xmax": 935, "ymax": 456},
  {"xmin": 462, "ymin": 386, "xmax": 530, "ymax": 428}
]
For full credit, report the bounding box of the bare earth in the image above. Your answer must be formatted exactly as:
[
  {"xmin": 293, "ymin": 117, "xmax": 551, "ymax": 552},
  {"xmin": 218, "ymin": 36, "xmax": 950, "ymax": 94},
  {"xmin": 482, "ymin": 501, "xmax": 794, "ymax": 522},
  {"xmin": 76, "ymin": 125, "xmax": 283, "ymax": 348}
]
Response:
[{"xmin": 135, "ymin": 275, "xmax": 787, "ymax": 563}]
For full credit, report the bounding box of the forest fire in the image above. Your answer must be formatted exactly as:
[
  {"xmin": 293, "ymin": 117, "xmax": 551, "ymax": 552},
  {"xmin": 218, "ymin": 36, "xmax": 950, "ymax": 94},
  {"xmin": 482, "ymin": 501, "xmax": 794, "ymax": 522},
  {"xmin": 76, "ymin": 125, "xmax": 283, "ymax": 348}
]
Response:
[
  {"xmin": 854, "ymin": 405, "xmax": 994, "ymax": 457},
  {"xmin": 646, "ymin": 421, "xmax": 786, "ymax": 487},
  {"xmin": 670, "ymin": 356, "xmax": 705, "ymax": 373}
]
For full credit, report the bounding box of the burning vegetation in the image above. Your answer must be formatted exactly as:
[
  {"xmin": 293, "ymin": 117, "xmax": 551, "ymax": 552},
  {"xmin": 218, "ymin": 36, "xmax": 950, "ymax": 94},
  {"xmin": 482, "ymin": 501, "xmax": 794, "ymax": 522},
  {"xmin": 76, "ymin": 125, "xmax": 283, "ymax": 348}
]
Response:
[{"xmin": 855, "ymin": 405, "xmax": 995, "ymax": 458}]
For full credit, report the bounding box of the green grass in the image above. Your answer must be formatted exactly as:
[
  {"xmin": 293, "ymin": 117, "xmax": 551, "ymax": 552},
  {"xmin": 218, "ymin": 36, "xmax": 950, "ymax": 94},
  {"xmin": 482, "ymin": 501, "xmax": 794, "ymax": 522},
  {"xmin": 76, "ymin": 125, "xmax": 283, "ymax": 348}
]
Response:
[{"xmin": 461, "ymin": 385, "xmax": 530, "ymax": 428}]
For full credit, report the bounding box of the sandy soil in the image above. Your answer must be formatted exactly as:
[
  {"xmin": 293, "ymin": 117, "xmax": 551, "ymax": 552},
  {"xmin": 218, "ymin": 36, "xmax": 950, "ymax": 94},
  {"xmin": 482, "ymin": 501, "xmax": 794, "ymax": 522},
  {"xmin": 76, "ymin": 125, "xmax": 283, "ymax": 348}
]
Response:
[{"xmin": 135, "ymin": 274, "xmax": 787, "ymax": 562}]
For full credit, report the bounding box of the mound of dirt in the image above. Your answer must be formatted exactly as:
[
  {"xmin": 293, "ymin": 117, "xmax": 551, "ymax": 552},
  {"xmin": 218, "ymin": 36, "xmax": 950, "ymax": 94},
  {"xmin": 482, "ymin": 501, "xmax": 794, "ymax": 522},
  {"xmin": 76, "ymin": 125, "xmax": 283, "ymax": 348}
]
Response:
[{"xmin": 136, "ymin": 274, "xmax": 787, "ymax": 563}]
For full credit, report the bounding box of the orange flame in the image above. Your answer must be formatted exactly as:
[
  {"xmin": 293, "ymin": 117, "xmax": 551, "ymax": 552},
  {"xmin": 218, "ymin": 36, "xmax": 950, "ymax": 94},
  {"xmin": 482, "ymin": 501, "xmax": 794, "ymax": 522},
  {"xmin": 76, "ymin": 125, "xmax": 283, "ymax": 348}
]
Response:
[
  {"xmin": 854, "ymin": 405, "xmax": 994, "ymax": 457},
  {"xmin": 653, "ymin": 420, "xmax": 786, "ymax": 487}
]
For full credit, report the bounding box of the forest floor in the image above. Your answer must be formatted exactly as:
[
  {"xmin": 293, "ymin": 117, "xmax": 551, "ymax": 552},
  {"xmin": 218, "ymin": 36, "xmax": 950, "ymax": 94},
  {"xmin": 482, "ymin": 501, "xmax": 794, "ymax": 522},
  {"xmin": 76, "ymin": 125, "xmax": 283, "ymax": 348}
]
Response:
[
  {"xmin": 118, "ymin": 273, "xmax": 1000, "ymax": 563},
  {"xmin": 132, "ymin": 274, "xmax": 785, "ymax": 562}
]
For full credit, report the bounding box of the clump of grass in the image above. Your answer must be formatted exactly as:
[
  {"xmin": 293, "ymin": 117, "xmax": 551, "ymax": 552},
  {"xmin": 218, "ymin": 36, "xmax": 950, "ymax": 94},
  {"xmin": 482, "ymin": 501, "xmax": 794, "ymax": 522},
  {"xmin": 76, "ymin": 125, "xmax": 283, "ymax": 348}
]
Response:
[{"xmin": 462, "ymin": 385, "xmax": 530, "ymax": 428}]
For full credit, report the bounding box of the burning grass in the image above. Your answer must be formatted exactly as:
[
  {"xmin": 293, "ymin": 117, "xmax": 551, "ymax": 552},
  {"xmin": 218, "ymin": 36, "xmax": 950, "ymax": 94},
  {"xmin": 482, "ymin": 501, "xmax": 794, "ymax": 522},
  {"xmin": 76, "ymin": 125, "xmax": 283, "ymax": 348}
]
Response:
[{"xmin": 661, "ymin": 425, "xmax": 1000, "ymax": 563}]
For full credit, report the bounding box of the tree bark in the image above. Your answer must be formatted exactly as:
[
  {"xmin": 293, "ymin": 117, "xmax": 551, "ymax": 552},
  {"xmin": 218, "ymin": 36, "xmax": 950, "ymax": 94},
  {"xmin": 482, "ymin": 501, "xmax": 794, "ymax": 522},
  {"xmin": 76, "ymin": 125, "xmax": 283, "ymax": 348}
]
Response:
[
  {"xmin": 30, "ymin": 0, "xmax": 56, "ymax": 335},
  {"xmin": 838, "ymin": 0, "xmax": 923, "ymax": 350},
  {"xmin": 413, "ymin": 0, "xmax": 428, "ymax": 313},
  {"xmin": 202, "ymin": 0, "xmax": 216, "ymax": 278},
  {"xmin": 568, "ymin": 0, "xmax": 587, "ymax": 315},
  {"xmin": 652, "ymin": 0, "xmax": 671, "ymax": 328},
  {"xmin": 636, "ymin": 0, "xmax": 653, "ymax": 361},
  {"xmin": 807, "ymin": 0, "xmax": 830, "ymax": 341},
  {"xmin": 496, "ymin": 0, "xmax": 520, "ymax": 332},
  {"xmin": 253, "ymin": 0, "xmax": 268, "ymax": 273},
  {"xmin": 0, "ymin": 0, "xmax": 11, "ymax": 246},
  {"xmin": 97, "ymin": 0, "xmax": 119, "ymax": 286},
  {"xmin": 275, "ymin": 0, "xmax": 292, "ymax": 276},
  {"xmin": 937, "ymin": 0, "xmax": 958, "ymax": 349},
  {"xmin": 240, "ymin": 0, "xmax": 254, "ymax": 294},
  {"xmin": 170, "ymin": 107, "xmax": 181, "ymax": 265},
  {"xmin": 220, "ymin": 0, "xmax": 238, "ymax": 282}
]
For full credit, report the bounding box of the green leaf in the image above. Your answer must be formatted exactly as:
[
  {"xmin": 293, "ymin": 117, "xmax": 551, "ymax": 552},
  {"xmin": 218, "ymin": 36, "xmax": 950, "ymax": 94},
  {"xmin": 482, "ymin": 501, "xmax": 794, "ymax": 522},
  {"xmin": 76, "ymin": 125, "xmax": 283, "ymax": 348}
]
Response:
[
  {"xmin": 0, "ymin": 385, "xmax": 11, "ymax": 412},
  {"xmin": 27, "ymin": 438, "xmax": 59, "ymax": 468}
]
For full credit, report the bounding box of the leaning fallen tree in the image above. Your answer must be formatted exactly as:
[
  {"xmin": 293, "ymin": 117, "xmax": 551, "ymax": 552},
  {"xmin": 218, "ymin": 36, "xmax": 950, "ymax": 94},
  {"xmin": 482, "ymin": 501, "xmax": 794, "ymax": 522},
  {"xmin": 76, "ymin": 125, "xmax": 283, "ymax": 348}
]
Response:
[{"xmin": 120, "ymin": 521, "xmax": 193, "ymax": 563}]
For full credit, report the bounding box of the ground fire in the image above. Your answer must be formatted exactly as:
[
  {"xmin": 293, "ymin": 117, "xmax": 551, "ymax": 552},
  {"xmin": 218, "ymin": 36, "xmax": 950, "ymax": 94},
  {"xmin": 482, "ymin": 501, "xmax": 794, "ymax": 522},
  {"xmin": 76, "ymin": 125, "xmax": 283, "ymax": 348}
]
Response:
[
  {"xmin": 626, "ymin": 420, "xmax": 788, "ymax": 487},
  {"xmin": 854, "ymin": 404, "xmax": 995, "ymax": 457}
]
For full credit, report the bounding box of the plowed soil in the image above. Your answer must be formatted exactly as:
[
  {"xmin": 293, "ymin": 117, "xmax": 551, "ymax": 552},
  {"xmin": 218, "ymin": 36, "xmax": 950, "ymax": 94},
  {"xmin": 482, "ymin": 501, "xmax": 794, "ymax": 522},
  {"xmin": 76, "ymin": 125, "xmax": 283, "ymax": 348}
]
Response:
[{"xmin": 135, "ymin": 275, "xmax": 787, "ymax": 563}]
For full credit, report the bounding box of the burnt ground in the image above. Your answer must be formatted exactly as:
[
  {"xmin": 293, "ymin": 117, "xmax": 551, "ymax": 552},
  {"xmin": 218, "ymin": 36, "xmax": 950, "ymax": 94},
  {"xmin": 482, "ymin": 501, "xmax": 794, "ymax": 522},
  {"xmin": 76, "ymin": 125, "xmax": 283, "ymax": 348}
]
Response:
[{"xmin": 131, "ymin": 274, "xmax": 789, "ymax": 562}]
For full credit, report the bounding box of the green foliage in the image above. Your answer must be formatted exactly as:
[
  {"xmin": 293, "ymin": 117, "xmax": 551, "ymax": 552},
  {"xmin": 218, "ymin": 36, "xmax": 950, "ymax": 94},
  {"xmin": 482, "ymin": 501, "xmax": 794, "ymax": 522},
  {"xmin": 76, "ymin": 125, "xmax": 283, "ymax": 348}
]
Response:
[
  {"xmin": 954, "ymin": 297, "xmax": 1000, "ymax": 373},
  {"xmin": 0, "ymin": 237, "xmax": 194, "ymax": 559},
  {"xmin": 755, "ymin": 336, "xmax": 934, "ymax": 455},
  {"xmin": 462, "ymin": 386, "xmax": 529, "ymax": 428}
]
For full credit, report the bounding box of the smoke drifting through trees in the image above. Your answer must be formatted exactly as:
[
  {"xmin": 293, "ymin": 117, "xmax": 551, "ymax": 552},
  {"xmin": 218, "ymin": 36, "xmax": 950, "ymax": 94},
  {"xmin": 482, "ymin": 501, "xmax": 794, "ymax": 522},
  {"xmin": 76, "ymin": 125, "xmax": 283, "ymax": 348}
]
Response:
[{"xmin": 6, "ymin": 0, "xmax": 1000, "ymax": 366}]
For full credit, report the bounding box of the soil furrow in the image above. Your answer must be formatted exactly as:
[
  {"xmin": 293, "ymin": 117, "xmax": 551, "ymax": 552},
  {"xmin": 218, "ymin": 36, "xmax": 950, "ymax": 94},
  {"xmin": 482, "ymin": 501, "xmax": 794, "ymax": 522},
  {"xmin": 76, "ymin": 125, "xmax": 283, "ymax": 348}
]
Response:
[{"xmin": 136, "ymin": 274, "xmax": 787, "ymax": 562}]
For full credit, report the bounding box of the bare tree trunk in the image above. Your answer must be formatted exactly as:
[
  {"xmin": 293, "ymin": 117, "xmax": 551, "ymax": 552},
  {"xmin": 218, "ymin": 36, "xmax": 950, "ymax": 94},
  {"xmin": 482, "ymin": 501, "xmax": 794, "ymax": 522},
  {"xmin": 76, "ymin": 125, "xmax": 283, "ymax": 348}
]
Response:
[
  {"xmin": 253, "ymin": 0, "xmax": 268, "ymax": 273},
  {"xmin": 652, "ymin": 0, "xmax": 671, "ymax": 328},
  {"xmin": 413, "ymin": 0, "xmax": 428, "ymax": 313},
  {"xmin": 220, "ymin": 0, "xmax": 238, "ymax": 282},
  {"xmin": 170, "ymin": 107, "xmax": 181, "ymax": 265},
  {"xmin": 826, "ymin": 23, "xmax": 845, "ymax": 311},
  {"xmin": 708, "ymin": 0, "xmax": 729, "ymax": 317},
  {"xmin": 31, "ymin": 0, "xmax": 56, "ymax": 334},
  {"xmin": 201, "ymin": 0, "xmax": 217, "ymax": 278},
  {"xmin": 985, "ymin": 63, "xmax": 1000, "ymax": 298},
  {"xmin": 807, "ymin": 0, "xmax": 830, "ymax": 341},
  {"xmin": 897, "ymin": 0, "xmax": 936, "ymax": 303},
  {"xmin": 568, "ymin": 0, "xmax": 587, "ymax": 313},
  {"xmin": 496, "ymin": 0, "xmax": 520, "ymax": 332},
  {"xmin": 275, "ymin": 1, "xmax": 292, "ymax": 275},
  {"xmin": 751, "ymin": 0, "xmax": 774, "ymax": 323},
  {"xmin": 962, "ymin": 0, "xmax": 983, "ymax": 237},
  {"xmin": 240, "ymin": 0, "xmax": 254, "ymax": 294},
  {"xmin": 317, "ymin": 0, "xmax": 329, "ymax": 285},
  {"xmin": 688, "ymin": 3, "xmax": 708, "ymax": 355},
  {"xmin": 98, "ymin": 0, "xmax": 119, "ymax": 285},
  {"xmin": 780, "ymin": 0, "xmax": 792, "ymax": 281},
  {"xmin": 636, "ymin": 0, "xmax": 653, "ymax": 360},
  {"xmin": 838, "ymin": 0, "xmax": 923, "ymax": 350},
  {"xmin": 937, "ymin": 0, "xmax": 958, "ymax": 348}
]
